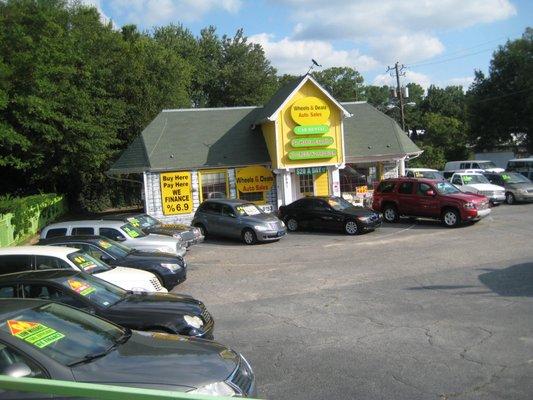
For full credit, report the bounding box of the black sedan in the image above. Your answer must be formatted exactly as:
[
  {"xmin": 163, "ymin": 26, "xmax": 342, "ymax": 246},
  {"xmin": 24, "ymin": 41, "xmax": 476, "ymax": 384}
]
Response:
[
  {"xmin": 39, "ymin": 235, "xmax": 186, "ymax": 290},
  {"xmin": 0, "ymin": 270, "xmax": 214, "ymax": 339},
  {"xmin": 278, "ymin": 196, "xmax": 382, "ymax": 235},
  {"xmin": 0, "ymin": 299, "xmax": 255, "ymax": 397}
]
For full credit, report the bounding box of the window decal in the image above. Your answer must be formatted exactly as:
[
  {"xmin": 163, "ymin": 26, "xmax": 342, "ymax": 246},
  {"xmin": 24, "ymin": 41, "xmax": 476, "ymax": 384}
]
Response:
[{"xmin": 7, "ymin": 320, "xmax": 65, "ymax": 348}]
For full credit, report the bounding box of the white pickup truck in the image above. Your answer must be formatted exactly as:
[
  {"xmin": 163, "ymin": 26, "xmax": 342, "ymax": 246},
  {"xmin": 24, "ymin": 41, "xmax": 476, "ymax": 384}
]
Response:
[{"xmin": 450, "ymin": 172, "xmax": 506, "ymax": 205}]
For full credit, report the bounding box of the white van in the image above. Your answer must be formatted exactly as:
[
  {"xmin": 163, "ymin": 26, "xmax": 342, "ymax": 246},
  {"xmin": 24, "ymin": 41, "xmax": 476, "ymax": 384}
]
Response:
[
  {"xmin": 444, "ymin": 160, "xmax": 504, "ymax": 173},
  {"xmin": 0, "ymin": 246, "xmax": 167, "ymax": 293}
]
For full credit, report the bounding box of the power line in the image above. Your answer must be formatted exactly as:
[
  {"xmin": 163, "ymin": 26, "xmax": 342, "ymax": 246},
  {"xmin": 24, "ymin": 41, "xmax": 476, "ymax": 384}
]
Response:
[
  {"xmin": 408, "ymin": 47, "xmax": 494, "ymax": 69},
  {"xmin": 468, "ymin": 88, "xmax": 533, "ymax": 105}
]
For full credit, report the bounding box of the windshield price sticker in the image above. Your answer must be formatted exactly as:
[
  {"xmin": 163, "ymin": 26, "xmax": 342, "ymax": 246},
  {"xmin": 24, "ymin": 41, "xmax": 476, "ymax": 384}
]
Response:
[
  {"xmin": 123, "ymin": 226, "xmax": 140, "ymax": 238},
  {"xmin": 98, "ymin": 240, "xmax": 112, "ymax": 249},
  {"xmin": 67, "ymin": 279, "xmax": 96, "ymax": 296},
  {"xmin": 7, "ymin": 320, "xmax": 65, "ymax": 349},
  {"xmin": 73, "ymin": 256, "xmax": 97, "ymax": 272},
  {"xmin": 501, "ymin": 174, "xmax": 510, "ymax": 181},
  {"xmin": 127, "ymin": 217, "xmax": 140, "ymax": 227},
  {"xmin": 463, "ymin": 176, "xmax": 473, "ymax": 183},
  {"xmin": 236, "ymin": 205, "xmax": 261, "ymax": 216}
]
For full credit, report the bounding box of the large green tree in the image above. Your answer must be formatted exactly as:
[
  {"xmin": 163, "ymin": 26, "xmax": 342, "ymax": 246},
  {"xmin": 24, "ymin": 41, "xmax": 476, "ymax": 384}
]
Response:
[
  {"xmin": 312, "ymin": 67, "xmax": 364, "ymax": 102},
  {"xmin": 467, "ymin": 27, "xmax": 533, "ymax": 152}
]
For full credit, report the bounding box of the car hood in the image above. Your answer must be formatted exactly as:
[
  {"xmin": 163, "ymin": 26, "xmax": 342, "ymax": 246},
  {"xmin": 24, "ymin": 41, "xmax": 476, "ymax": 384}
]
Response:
[
  {"xmin": 71, "ymin": 331, "xmax": 238, "ymax": 389},
  {"xmin": 94, "ymin": 267, "xmax": 157, "ymax": 290},
  {"xmin": 134, "ymin": 234, "xmax": 181, "ymax": 246},
  {"xmin": 506, "ymin": 182, "xmax": 533, "ymax": 190},
  {"xmin": 341, "ymin": 207, "xmax": 376, "ymax": 217},
  {"xmin": 241, "ymin": 213, "xmax": 281, "ymax": 225},
  {"xmin": 121, "ymin": 251, "xmax": 185, "ymax": 267},
  {"xmin": 109, "ymin": 292, "xmax": 202, "ymax": 315},
  {"xmin": 463, "ymin": 183, "xmax": 505, "ymax": 191}
]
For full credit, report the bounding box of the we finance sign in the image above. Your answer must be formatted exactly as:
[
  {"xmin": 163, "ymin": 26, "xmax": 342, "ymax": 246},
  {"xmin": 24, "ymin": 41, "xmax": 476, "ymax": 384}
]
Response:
[{"xmin": 160, "ymin": 172, "xmax": 193, "ymax": 215}]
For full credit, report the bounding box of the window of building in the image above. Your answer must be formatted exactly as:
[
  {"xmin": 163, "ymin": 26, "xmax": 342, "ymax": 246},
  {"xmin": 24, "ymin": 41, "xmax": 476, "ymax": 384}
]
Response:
[
  {"xmin": 299, "ymin": 174, "xmax": 314, "ymax": 195},
  {"xmin": 238, "ymin": 191, "xmax": 265, "ymax": 203},
  {"xmin": 200, "ymin": 171, "xmax": 228, "ymax": 202}
]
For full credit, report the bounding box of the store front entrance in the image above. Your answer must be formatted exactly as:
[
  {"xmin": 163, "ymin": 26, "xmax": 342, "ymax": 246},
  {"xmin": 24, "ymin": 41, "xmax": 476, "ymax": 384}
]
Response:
[{"xmin": 293, "ymin": 167, "xmax": 330, "ymax": 200}]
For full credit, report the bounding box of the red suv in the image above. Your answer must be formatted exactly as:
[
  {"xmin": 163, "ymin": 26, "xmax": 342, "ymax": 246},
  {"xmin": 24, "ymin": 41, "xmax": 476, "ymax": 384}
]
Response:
[{"xmin": 372, "ymin": 178, "xmax": 491, "ymax": 227}]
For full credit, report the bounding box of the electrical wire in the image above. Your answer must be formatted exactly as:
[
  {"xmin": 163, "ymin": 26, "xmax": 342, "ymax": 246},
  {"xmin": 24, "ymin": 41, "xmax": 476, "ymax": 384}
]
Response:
[{"xmin": 468, "ymin": 88, "xmax": 533, "ymax": 105}]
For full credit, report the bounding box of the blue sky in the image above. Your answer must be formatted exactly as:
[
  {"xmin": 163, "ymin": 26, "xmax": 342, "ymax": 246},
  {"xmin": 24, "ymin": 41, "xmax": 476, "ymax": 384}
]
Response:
[{"xmin": 88, "ymin": 0, "xmax": 531, "ymax": 90}]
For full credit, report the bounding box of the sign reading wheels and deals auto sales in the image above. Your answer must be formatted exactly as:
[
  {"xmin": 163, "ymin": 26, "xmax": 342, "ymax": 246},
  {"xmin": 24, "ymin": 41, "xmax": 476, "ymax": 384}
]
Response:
[
  {"xmin": 236, "ymin": 166, "xmax": 274, "ymax": 193},
  {"xmin": 288, "ymin": 96, "xmax": 337, "ymax": 162},
  {"xmin": 160, "ymin": 171, "xmax": 193, "ymax": 215}
]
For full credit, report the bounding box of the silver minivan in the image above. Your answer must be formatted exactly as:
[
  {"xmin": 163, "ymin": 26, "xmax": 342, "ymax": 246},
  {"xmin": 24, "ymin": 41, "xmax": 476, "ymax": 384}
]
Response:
[
  {"xmin": 192, "ymin": 199, "xmax": 286, "ymax": 245},
  {"xmin": 40, "ymin": 220, "xmax": 186, "ymax": 257}
]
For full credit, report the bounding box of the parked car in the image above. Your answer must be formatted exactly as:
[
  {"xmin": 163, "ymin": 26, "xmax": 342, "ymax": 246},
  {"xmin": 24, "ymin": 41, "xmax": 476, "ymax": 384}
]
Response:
[
  {"xmin": 444, "ymin": 160, "xmax": 504, "ymax": 173},
  {"xmin": 405, "ymin": 168, "xmax": 445, "ymax": 180},
  {"xmin": 192, "ymin": 199, "xmax": 286, "ymax": 245},
  {"xmin": 483, "ymin": 171, "xmax": 533, "ymax": 204},
  {"xmin": 38, "ymin": 236, "xmax": 186, "ymax": 290},
  {"xmin": 278, "ymin": 196, "xmax": 382, "ymax": 235},
  {"xmin": 40, "ymin": 220, "xmax": 186, "ymax": 257},
  {"xmin": 0, "ymin": 246, "xmax": 166, "ymax": 293},
  {"xmin": 102, "ymin": 213, "xmax": 204, "ymax": 248},
  {"xmin": 449, "ymin": 172, "xmax": 506, "ymax": 205},
  {"xmin": 0, "ymin": 299, "xmax": 255, "ymax": 397},
  {"xmin": 372, "ymin": 178, "xmax": 491, "ymax": 227},
  {"xmin": 0, "ymin": 270, "xmax": 213, "ymax": 339},
  {"xmin": 506, "ymin": 157, "xmax": 533, "ymax": 180}
]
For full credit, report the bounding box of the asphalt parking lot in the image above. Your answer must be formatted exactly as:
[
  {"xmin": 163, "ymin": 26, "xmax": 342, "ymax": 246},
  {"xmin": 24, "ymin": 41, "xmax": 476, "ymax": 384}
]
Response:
[{"xmin": 176, "ymin": 204, "xmax": 533, "ymax": 400}]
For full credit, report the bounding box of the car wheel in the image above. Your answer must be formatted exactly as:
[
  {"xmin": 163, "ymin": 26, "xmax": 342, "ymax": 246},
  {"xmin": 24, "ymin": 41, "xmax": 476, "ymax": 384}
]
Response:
[
  {"xmin": 505, "ymin": 192, "xmax": 515, "ymax": 205},
  {"xmin": 285, "ymin": 217, "xmax": 298, "ymax": 232},
  {"xmin": 383, "ymin": 204, "xmax": 399, "ymax": 223},
  {"xmin": 242, "ymin": 228, "xmax": 257, "ymax": 245},
  {"xmin": 442, "ymin": 208, "xmax": 460, "ymax": 227},
  {"xmin": 194, "ymin": 223, "xmax": 207, "ymax": 237},
  {"xmin": 344, "ymin": 220, "xmax": 359, "ymax": 235}
]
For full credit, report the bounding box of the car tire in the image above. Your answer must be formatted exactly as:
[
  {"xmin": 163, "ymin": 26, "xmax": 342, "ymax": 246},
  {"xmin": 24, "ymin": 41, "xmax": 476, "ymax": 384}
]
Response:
[
  {"xmin": 242, "ymin": 228, "xmax": 257, "ymax": 245},
  {"xmin": 344, "ymin": 220, "xmax": 359, "ymax": 235},
  {"xmin": 383, "ymin": 204, "xmax": 399, "ymax": 223},
  {"xmin": 442, "ymin": 208, "xmax": 460, "ymax": 227},
  {"xmin": 285, "ymin": 217, "xmax": 299, "ymax": 232},
  {"xmin": 194, "ymin": 223, "xmax": 207, "ymax": 237},
  {"xmin": 505, "ymin": 192, "xmax": 515, "ymax": 205}
]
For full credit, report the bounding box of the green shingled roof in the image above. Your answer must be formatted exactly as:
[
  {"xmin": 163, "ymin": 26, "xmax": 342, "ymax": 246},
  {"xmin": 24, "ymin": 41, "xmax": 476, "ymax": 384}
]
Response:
[
  {"xmin": 109, "ymin": 102, "xmax": 421, "ymax": 174},
  {"xmin": 341, "ymin": 102, "xmax": 421, "ymax": 160}
]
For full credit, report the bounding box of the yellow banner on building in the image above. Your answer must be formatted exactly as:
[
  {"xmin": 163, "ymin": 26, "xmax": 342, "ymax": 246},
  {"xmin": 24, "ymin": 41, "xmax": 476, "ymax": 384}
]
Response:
[
  {"xmin": 160, "ymin": 172, "xmax": 193, "ymax": 215},
  {"xmin": 235, "ymin": 165, "xmax": 274, "ymax": 193}
]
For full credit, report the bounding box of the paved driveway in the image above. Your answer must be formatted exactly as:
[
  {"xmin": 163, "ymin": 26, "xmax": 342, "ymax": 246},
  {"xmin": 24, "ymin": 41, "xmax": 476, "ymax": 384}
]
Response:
[{"xmin": 176, "ymin": 204, "xmax": 533, "ymax": 399}]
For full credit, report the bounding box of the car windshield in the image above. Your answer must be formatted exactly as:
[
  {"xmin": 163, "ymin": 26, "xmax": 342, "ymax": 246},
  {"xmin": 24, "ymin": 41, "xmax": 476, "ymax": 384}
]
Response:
[
  {"xmin": 58, "ymin": 273, "xmax": 126, "ymax": 308},
  {"xmin": 120, "ymin": 223, "xmax": 146, "ymax": 238},
  {"xmin": 235, "ymin": 203, "xmax": 263, "ymax": 216},
  {"xmin": 127, "ymin": 214, "xmax": 160, "ymax": 229},
  {"xmin": 414, "ymin": 171, "xmax": 444, "ymax": 180},
  {"xmin": 478, "ymin": 161, "xmax": 497, "ymax": 169},
  {"xmin": 326, "ymin": 197, "xmax": 354, "ymax": 211},
  {"xmin": 501, "ymin": 172, "xmax": 531, "ymax": 184},
  {"xmin": 462, "ymin": 174, "xmax": 489, "ymax": 184},
  {"xmin": 67, "ymin": 252, "xmax": 110, "ymax": 274},
  {"xmin": 95, "ymin": 239, "xmax": 131, "ymax": 258},
  {"xmin": 0, "ymin": 302, "xmax": 124, "ymax": 366},
  {"xmin": 435, "ymin": 181, "xmax": 461, "ymax": 194}
]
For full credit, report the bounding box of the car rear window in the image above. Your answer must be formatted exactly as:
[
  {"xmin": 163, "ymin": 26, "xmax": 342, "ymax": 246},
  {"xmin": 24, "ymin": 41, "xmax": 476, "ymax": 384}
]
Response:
[
  {"xmin": 71, "ymin": 227, "xmax": 94, "ymax": 236},
  {"xmin": 377, "ymin": 181, "xmax": 396, "ymax": 193},
  {"xmin": 45, "ymin": 228, "xmax": 67, "ymax": 238}
]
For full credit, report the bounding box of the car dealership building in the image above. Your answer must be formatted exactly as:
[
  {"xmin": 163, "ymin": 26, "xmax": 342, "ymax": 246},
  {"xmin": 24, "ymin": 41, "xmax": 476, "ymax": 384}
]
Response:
[{"xmin": 110, "ymin": 74, "xmax": 421, "ymax": 223}]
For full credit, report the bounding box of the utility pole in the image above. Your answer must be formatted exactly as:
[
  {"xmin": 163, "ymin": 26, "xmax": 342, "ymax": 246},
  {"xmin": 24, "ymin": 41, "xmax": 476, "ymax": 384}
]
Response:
[{"xmin": 386, "ymin": 61, "xmax": 406, "ymax": 132}]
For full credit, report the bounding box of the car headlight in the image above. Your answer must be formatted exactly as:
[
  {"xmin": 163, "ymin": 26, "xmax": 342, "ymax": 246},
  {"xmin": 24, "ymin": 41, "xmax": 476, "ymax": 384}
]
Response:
[
  {"xmin": 357, "ymin": 216, "xmax": 371, "ymax": 221},
  {"xmin": 161, "ymin": 263, "xmax": 180, "ymax": 271},
  {"xmin": 518, "ymin": 188, "xmax": 528, "ymax": 194},
  {"xmin": 184, "ymin": 315, "xmax": 204, "ymax": 329},
  {"xmin": 172, "ymin": 233, "xmax": 184, "ymax": 240},
  {"xmin": 464, "ymin": 202, "xmax": 476, "ymax": 209},
  {"xmin": 254, "ymin": 225, "xmax": 268, "ymax": 231},
  {"xmin": 189, "ymin": 381, "xmax": 235, "ymax": 396}
]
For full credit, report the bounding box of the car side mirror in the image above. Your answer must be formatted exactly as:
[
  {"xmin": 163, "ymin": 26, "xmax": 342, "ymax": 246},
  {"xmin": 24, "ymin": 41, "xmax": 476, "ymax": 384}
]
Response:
[
  {"xmin": 426, "ymin": 190, "xmax": 436, "ymax": 197},
  {"xmin": 115, "ymin": 236, "xmax": 126, "ymax": 242},
  {"xmin": 100, "ymin": 254, "xmax": 112, "ymax": 263},
  {"xmin": 2, "ymin": 362, "xmax": 32, "ymax": 378}
]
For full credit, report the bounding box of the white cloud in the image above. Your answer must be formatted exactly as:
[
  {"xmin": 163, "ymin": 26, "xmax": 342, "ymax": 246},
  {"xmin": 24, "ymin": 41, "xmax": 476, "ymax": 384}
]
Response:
[
  {"xmin": 373, "ymin": 70, "xmax": 432, "ymax": 90},
  {"xmin": 105, "ymin": 0, "xmax": 242, "ymax": 26},
  {"xmin": 77, "ymin": 0, "xmax": 113, "ymax": 25},
  {"xmin": 278, "ymin": 0, "xmax": 516, "ymax": 64},
  {"xmin": 249, "ymin": 33, "xmax": 378, "ymax": 75}
]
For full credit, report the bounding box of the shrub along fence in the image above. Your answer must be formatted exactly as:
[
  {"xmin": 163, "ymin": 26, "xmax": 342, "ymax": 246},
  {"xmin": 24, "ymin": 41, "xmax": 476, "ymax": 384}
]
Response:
[{"xmin": 0, "ymin": 194, "xmax": 67, "ymax": 247}]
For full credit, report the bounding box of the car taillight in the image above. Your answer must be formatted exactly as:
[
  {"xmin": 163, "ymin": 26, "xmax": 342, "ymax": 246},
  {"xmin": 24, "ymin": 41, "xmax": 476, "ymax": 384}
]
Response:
[{"xmin": 463, "ymin": 202, "xmax": 476, "ymax": 210}]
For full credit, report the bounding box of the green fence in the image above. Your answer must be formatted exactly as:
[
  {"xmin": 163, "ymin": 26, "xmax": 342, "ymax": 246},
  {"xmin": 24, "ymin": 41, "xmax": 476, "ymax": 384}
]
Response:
[
  {"xmin": 0, "ymin": 375, "xmax": 255, "ymax": 399},
  {"xmin": 0, "ymin": 194, "xmax": 67, "ymax": 247}
]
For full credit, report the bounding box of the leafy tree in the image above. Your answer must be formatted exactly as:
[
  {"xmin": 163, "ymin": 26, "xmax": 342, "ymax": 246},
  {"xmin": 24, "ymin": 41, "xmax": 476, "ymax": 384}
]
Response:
[
  {"xmin": 467, "ymin": 27, "xmax": 533, "ymax": 152},
  {"xmin": 421, "ymin": 85, "xmax": 466, "ymax": 120},
  {"xmin": 407, "ymin": 144, "xmax": 446, "ymax": 170},
  {"xmin": 363, "ymin": 85, "xmax": 390, "ymax": 107},
  {"xmin": 312, "ymin": 67, "xmax": 364, "ymax": 102},
  {"xmin": 422, "ymin": 113, "xmax": 470, "ymax": 161},
  {"xmin": 278, "ymin": 73, "xmax": 300, "ymax": 88}
]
